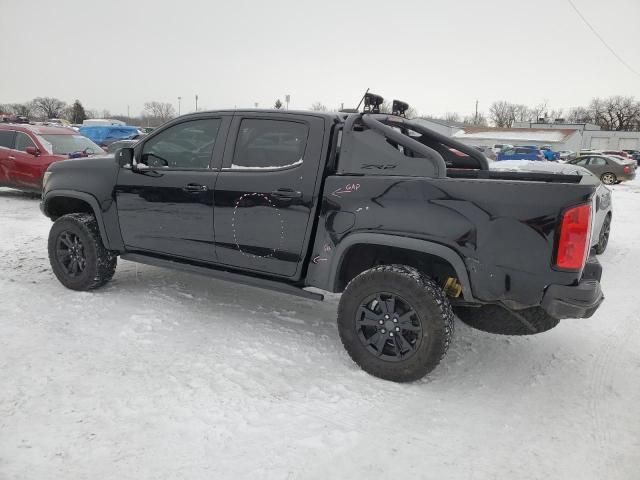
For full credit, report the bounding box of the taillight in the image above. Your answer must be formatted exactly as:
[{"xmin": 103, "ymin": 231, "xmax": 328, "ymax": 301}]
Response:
[
  {"xmin": 556, "ymin": 204, "xmax": 591, "ymax": 270},
  {"xmin": 624, "ymin": 165, "xmax": 631, "ymax": 174}
]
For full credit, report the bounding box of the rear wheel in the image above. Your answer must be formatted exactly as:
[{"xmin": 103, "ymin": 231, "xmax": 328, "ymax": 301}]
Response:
[
  {"xmin": 337, "ymin": 265, "xmax": 454, "ymax": 382},
  {"xmin": 600, "ymin": 172, "xmax": 617, "ymax": 185},
  {"xmin": 595, "ymin": 214, "xmax": 611, "ymax": 255},
  {"xmin": 48, "ymin": 213, "xmax": 117, "ymax": 291}
]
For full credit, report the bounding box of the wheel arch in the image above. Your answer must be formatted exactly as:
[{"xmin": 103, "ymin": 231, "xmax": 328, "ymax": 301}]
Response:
[
  {"xmin": 42, "ymin": 190, "xmax": 111, "ymax": 249},
  {"xmin": 329, "ymin": 233, "xmax": 474, "ymax": 300}
]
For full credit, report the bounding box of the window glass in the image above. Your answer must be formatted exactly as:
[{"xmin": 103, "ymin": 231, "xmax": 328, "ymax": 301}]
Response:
[
  {"xmin": 141, "ymin": 119, "xmax": 220, "ymax": 169},
  {"xmin": 575, "ymin": 157, "xmax": 590, "ymax": 166},
  {"xmin": 40, "ymin": 134, "xmax": 102, "ymax": 155},
  {"xmin": 232, "ymin": 119, "xmax": 308, "ymax": 169},
  {"xmin": 15, "ymin": 132, "xmax": 36, "ymax": 151},
  {"xmin": 0, "ymin": 130, "xmax": 15, "ymax": 148},
  {"xmin": 589, "ymin": 157, "xmax": 606, "ymax": 166},
  {"xmin": 502, "ymin": 149, "xmax": 515, "ymax": 155}
]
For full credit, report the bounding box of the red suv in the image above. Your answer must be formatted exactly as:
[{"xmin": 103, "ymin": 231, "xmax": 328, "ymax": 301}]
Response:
[{"xmin": 0, "ymin": 124, "xmax": 104, "ymax": 193}]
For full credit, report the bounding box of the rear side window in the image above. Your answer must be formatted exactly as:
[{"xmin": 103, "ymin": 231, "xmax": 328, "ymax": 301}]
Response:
[
  {"xmin": 232, "ymin": 119, "xmax": 308, "ymax": 169},
  {"xmin": 0, "ymin": 130, "xmax": 15, "ymax": 148},
  {"xmin": 589, "ymin": 157, "xmax": 606, "ymax": 166},
  {"xmin": 15, "ymin": 132, "xmax": 36, "ymax": 151}
]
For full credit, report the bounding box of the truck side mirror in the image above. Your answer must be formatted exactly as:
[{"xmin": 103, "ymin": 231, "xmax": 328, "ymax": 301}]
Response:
[
  {"xmin": 25, "ymin": 146, "xmax": 40, "ymax": 156},
  {"xmin": 116, "ymin": 147, "xmax": 134, "ymax": 168}
]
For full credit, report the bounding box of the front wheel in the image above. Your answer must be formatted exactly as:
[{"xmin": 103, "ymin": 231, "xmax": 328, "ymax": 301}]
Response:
[
  {"xmin": 601, "ymin": 172, "xmax": 617, "ymax": 185},
  {"xmin": 48, "ymin": 213, "xmax": 117, "ymax": 291},
  {"xmin": 337, "ymin": 265, "xmax": 454, "ymax": 382}
]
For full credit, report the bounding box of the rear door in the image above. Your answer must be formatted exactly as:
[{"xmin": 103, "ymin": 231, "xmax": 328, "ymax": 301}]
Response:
[
  {"xmin": 0, "ymin": 130, "xmax": 16, "ymax": 186},
  {"xmin": 115, "ymin": 115, "xmax": 231, "ymax": 262},
  {"xmin": 587, "ymin": 156, "xmax": 608, "ymax": 177},
  {"xmin": 212, "ymin": 113, "xmax": 327, "ymax": 278}
]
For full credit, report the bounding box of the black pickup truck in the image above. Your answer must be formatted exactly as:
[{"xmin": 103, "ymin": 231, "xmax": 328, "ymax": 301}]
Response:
[{"xmin": 41, "ymin": 96, "xmax": 605, "ymax": 382}]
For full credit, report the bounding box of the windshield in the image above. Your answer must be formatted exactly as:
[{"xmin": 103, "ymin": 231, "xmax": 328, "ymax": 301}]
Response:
[{"xmin": 39, "ymin": 134, "xmax": 103, "ymax": 155}]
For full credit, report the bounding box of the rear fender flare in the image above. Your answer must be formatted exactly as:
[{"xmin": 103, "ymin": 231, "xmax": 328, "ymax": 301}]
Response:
[{"xmin": 329, "ymin": 233, "xmax": 474, "ymax": 300}]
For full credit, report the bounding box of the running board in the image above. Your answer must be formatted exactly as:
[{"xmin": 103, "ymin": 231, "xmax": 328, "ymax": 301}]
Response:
[{"xmin": 121, "ymin": 253, "xmax": 324, "ymax": 301}]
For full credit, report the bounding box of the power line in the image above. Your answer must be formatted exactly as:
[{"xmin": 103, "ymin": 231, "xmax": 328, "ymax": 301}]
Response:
[{"xmin": 566, "ymin": 0, "xmax": 640, "ymax": 78}]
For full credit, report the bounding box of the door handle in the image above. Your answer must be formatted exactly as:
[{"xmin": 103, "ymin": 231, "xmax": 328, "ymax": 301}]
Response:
[
  {"xmin": 271, "ymin": 188, "xmax": 302, "ymax": 199},
  {"xmin": 8, "ymin": 156, "xmax": 15, "ymax": 160},
  {"xmin": 182, "ymin": 183, "xmax": 208, "ymax": 192}
]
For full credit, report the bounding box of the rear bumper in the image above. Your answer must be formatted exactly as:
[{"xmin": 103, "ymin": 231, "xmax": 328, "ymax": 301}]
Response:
[{"xmin": 541, "ymin": 258, "xmax": 604, "ymax": 319}]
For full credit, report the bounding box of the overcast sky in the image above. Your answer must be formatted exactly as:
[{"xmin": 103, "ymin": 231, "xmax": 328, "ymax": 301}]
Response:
[{"xmin": 1, "ymin": 0, "xmax": 638, "ymax": 118}]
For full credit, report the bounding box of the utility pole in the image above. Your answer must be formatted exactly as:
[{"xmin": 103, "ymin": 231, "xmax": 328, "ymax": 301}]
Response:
[
  {"xmin": 254, "ymin": 102, "xmax": 258, "ymax": 108},
  {"xmin": 178, "ymin": 96, "xmax": 182, "ymax": 115},
  {"xmin": 127, "ymin": 105, "xmax": 130, "ymax": 118},
  {"xmin": 474, "ymin": 99, "xmax": 478, "ymax": 124},
  {"xmin": 285, "ymin": 94, "xmax": 290, "ymax": 110},
  {"xmin": 195, "ymin": 95, "xmax": 198, "ymax": 112}
]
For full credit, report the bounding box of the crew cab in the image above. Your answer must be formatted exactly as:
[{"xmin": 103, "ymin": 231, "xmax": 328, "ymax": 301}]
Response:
[
  {"xmin": 0, "ymin": 124, "xmax": 103, "ymax": 193},
  {"xmin": 40, "ymin": 95, "xmax": 605, "ymax": 382}
]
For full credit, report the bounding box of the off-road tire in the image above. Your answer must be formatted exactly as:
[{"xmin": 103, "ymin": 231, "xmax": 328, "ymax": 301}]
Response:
[
  {"xmin": 48, "ymin": 213, "xmax": 117, "ymax": 291},
  {"xmin": 595, "ymin": 214, "xmax": 611, "ymax": 255},
  {"xmin": 337, "ymin": 265, "xmax": 454, "ymax": 382},
  {"xmin": 454, "ymin": 304, "xmax": 559, "ymax": 335}
]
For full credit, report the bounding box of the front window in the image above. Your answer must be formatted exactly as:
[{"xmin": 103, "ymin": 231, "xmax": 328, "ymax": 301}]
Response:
[
  {"xmin": 15, "ymin": 132, "xmax": 36, "ymax": 152},
  {"xmin": 38, "ymin": 134, "xmax": 102, "ymax": 155},
  {"xmin": 141, "ymin": 118, "xmax": 221, "ymax": 169}
]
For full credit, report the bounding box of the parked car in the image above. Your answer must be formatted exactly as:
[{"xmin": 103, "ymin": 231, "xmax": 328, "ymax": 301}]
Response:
[
  {"xmin": 557, "ymin": 150, "xmax": 576, "ymax": 161},
  {"xmin": 622, "ymin": 149, "xmax": 640, "ymax": 164},
  {"xmin": 540, "ymin": 146, "xmax": 560, "ymax": 161},
  {"xmin": 491, "ymin": 143, "xmax": 512, "ymax": 154},
  {"xmin": 491, "ymin": 160, "xmax": 612, "ymax": 253},
  {"xmin": 472, "ymin": 145, "xmax": 497, "ymax": 160},
  {"xmin": 601, "ymin": 150, "xmax": 632, "ymax": 160},
  {"xmin": 567, "ymin": 154, "xmax": 636, "ymax": 184},
  {"xmin": 106, "ymin": 139, "xmax": 139, "ymax": 153},
  {"xmin": 497, "ymin": 146, "xmax": 545, "ymax": 161},
  {"xmin": 78, "ymin": 125, "xmax": 141, "ymax": 148},
  {"xmin": 0, "ymin": 124, "xmax": 104, "ymax": 193},
  {"xmin": 41, "ymin": 104, "xmax": 605, "ymax": 382}
]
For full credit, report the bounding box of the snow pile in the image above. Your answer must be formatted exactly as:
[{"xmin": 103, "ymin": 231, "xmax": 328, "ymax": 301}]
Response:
[{"xmin": 0, "ymin": 185, "xmax": 639, "ymax": 479}]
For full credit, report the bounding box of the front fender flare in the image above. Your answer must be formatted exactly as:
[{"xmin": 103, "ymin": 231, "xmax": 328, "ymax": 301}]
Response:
[{"xmin": 41, "ymin": 190, "xmax": 113, "ymax": 250}]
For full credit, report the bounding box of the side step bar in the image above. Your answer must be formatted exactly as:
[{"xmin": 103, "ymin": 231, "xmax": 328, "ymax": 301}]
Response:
[{"xmin": 120, "ymin": 253, "xmax": 324, "ymax": 301}]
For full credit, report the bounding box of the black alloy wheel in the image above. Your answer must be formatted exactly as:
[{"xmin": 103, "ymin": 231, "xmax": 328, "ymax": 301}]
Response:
[
  {"xmin": 55, "ymin": 231, "xmax": 87, "ymax": 277},
  {"xmin": 355, "ymin": 292, "xmax": 423, "ymax": 362}
]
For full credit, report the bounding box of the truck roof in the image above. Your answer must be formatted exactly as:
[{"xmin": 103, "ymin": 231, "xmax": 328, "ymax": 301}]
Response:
[{"xmin": 183, "ymin": 109, "xmax": 347, "ymax": 121}]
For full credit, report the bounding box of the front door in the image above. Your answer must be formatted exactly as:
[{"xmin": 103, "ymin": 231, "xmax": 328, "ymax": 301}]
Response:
[
  {"xmin": 115, "ymin": 116, "xmax": 230, "ymax": 262},
  {"xmin": 213, "ymin": 114, "xmax": 326, "ymax": 278}
]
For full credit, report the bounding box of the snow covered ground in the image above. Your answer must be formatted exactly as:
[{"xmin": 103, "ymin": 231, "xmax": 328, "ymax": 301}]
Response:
[{"xmin": 1, "ymin": 182, "xmax": 639, "ymax": 480}]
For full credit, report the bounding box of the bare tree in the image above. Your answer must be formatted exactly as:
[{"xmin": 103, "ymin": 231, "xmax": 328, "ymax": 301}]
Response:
[
  {"xmin": 143, "ymin": 101, "xmax": 176, "ymax": 123},
  {"xmin": 489, "ymin": 101, "xmax": 516, "ymax": 128},
  {"xmin": 9, "ymin": 102, "xmax": 36, "ymax": 118},
  {"xmin": 310, "ymin": 102, "xmax": 327, "ymax": 111},
  {"xmin": 32, "ymin": 97, "xmax": 67, "ymax": 120},
  {"xmin": 529, "ymin": 101, "xmax": 548, "ymax": 121},
  {"xmin": 463, "ymin": 112, "xmax": 488, "ymax": 126},
  {"xmin": 442, "ymin": 112, "xmax": 461, "ymax": 123}
]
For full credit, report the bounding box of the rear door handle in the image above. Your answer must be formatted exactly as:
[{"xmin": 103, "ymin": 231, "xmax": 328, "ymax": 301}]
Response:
[
  {"xmin": 271, "ymin": 188, "xmax": 302, "ymax": 199},
  {"xmin": 8, "ymin": 156, "xmax": 15, "ymax": 160},
  {"xmin": 182, "ymin": 183, "xmax": 208, "ymax": 192}
]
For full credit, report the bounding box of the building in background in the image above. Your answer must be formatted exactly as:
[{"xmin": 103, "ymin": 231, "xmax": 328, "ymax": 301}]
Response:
[
  {"xmin": 452, "ymin": 127, "xmax": 582, "ymax": 152},
  {"xmin": 513, "ymin": 120, "xmax": 640, "ymax": 150}
]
